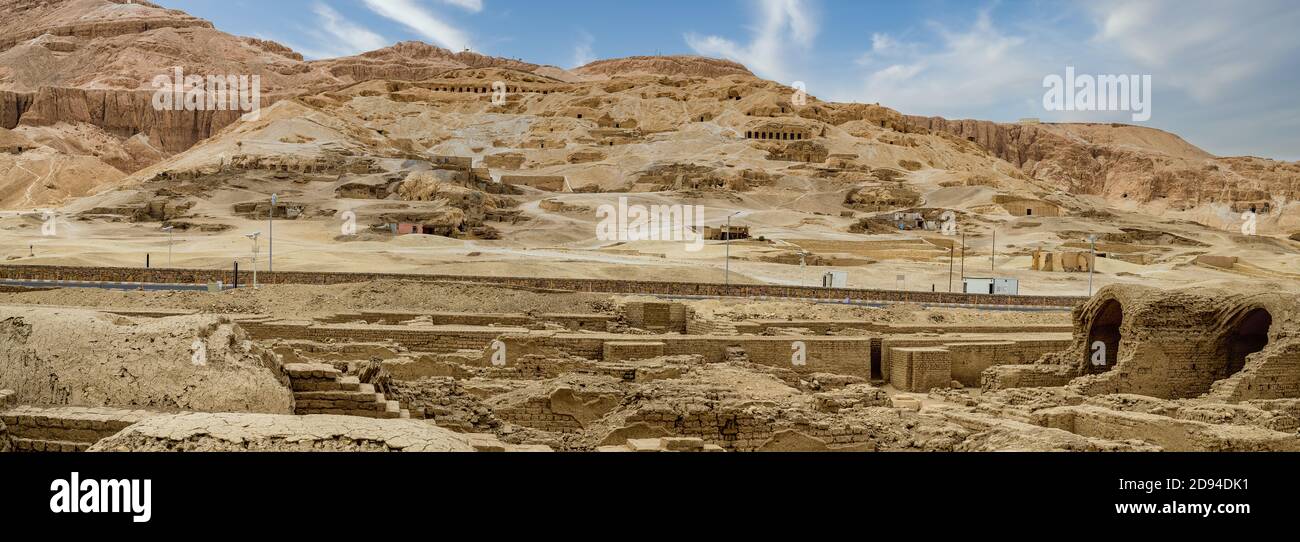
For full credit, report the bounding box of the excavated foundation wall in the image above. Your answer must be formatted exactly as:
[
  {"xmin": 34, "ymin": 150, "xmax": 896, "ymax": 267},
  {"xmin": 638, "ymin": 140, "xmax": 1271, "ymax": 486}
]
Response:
[
  {"xmin": 497, "ymin": 333, "xmax": 874, "ymax": 378},
  {"xmin": 1005, "ymin": 285, "xmax": 1300, "ymax": 401},
  {"xmin": 0, "ymin": 306, "xmax": 292, "ymax": 413}
]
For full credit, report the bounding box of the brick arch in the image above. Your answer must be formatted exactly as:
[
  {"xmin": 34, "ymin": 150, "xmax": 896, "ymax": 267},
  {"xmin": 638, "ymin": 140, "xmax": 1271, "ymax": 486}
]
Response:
[
  {"xmin": 1218, "ymin": 306, "xmax": 1273, "ymax": 379},
  {"xmin": 1083, "ymin": 298, "xmax": 1122, "ymax": 374}
]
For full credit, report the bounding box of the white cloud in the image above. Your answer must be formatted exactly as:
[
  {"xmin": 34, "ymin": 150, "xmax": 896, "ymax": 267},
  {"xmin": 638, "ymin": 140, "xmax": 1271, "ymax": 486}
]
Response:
[
  {"xmin": 287, "ymin": 3, "xmax": 392, "ymax": 59},
  {"xmin": 289, "ymin": 3, "xmax": 390, "ymax": 59},
  {"xmin": 571, "ymin": 31, "xmax": 595, "ymax": 69},
  {"xmin": 440, "ymin": 0, "xmax": 484, "ymax": 13},
  {"xmin": 1085, "ymin": 0, "xmax": 1300, "ymax": 103},
  {"xmin": 363, "ymin": 0, "xmax": 475, "ymax": 52},
  {"xmin": 684, "ymin": 0, "xmax": 818, "ymax": 82},
  {"xmin": 852, "ymin": 9, "xmax": 1043, "ymax": 117}
]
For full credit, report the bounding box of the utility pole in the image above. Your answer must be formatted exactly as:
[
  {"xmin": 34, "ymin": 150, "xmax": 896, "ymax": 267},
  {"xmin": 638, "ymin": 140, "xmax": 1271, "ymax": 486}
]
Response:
[
  {"xmin": 960, "ymin": 231, "xmax": 966, "ymax": 284},
  {"xmin": 948, "ymin": 243, "xmax": 954, "ymax": 292},
  {"xmin": 162, "ymin": 225, "xmax": 174, "ymax": 267},
  {"xmin": 1088, "ymin": 234, "xmax": 1098, "ymax": 296},
  {"xmin": 246, "ymin": 231, "xmax": 261, "ymax": 289},
  {"xmin": 991, "ymin": 229, "xmax": 996, "ymax": 272},
  {"xmin": 725, "ymin": 211, "xmax": 740, "ymax": 288},
  {"xmin": 268, "ymin": 193, "xmax": 276, "ymax": 273}
]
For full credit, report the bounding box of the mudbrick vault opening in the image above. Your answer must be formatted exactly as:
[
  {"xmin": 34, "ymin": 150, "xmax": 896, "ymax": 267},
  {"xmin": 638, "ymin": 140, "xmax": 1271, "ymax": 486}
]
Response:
[
  {"xmin": 1084, "ymin": 299, "xmax": 1122, "ymax": 374},
  {"xmin": 1220, "ymin": 308, "xmax": 1272, "ymax": 378}
]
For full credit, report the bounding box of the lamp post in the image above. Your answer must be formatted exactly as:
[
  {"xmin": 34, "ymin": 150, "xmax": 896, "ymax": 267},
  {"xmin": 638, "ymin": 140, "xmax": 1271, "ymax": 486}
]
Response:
[
  {"xmin": 161, "ymin": 225, "xmax": 174, "ymax": 267},
  {"xmin": 724, "ymin": 211, "xmax": 741, "ymax": 287},
  {"xmin": 798, "ymin": 250, "xmax": 808, "ymax": 286},
  {"xmin": 948, "ymin": 243, "xmax": 955, "ymax": 292},
  {"xmin": 246, "ymin": 231, "xmax": 261, "ymax": 289},
  {"xmin": 1087, "ymin": 234, "xmax": 1098, "ymax": 296},
  {"xmin": 268, "ymin": 193, "xmax": 276, "ymax": 273},
  {"xmin": 991, "ymin": 228, "xmax": 996, "ymax": 272}
]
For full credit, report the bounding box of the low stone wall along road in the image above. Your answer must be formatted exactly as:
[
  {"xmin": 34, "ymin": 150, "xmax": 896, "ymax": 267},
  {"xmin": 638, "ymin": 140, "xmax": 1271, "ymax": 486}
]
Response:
[{"xmin": 0, "ymin": 265, "xmax": 1088, "ymax": 308}]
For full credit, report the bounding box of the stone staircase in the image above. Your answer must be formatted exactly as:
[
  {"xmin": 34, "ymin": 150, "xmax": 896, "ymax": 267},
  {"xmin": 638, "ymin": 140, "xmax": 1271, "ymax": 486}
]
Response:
[{"xmin": 286, "ymin": 363, "xmax": 410, "ymax": 419}]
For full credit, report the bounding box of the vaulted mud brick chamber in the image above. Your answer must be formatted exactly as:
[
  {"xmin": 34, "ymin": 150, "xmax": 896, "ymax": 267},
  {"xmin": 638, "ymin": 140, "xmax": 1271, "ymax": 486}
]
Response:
[
  {"xmin": 1083, "ymin": 298, "xmax": 1122, "ymax": 374},
  {"xmin": 1219, "ymin": 308, "xmax": 1272, "ymax": 378}
]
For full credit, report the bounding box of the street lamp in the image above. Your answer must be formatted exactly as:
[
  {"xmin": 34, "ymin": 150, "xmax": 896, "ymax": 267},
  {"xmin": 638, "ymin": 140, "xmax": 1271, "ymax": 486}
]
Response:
[
  {"xmin": 161, "ymin": 225, "xmax": 174, "ymax": 267},
  {"xmin": 990, "ymin": 227, "xmax": 997, "ymax": 272},
  {"xmin": 798, "ymin": 250, "xmax": 809, "ymax": 286},
  {"xmin": 245, "ymin": 231, "xmax": 261, "ymax": 289},
  {"xmin": 1087, "ymin": 234, "xmax": 1098, "ymax": 296},
  {"xmin": 269, "ymin": 193, "xmax": 276, "ymax": 273},
  {"xmin": 724, "ymin": 211, "xmax": 741, "ymax": 287}
]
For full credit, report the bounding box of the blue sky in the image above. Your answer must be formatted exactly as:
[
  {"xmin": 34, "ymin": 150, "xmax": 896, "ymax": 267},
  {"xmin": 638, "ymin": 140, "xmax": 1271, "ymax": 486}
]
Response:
[{"xmin": 157, "ymin": 0, "xmax": 1300, "ymax": 160}]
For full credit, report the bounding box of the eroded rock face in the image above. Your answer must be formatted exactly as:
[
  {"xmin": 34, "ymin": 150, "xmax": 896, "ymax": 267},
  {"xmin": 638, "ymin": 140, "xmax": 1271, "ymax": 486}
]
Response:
[
  {"xmin": 88, "ymin": 412, "xmax": 481, "ymax": 452},
  {"xmin": 573, "ymin": 55, "xmax": 754, "ymax": 79},
  {"xmin": 0, "ymin": 306, "xmax": 293, "ymax": 413},
  {"xmin": 0, "ymin": 91, "xmax": 33, "ymax": 129},
  {"xmin": 19, "ymin": 87, "xmax": 255, "ymax": 153},
  {"xmin": 903, "ymin": 115, "xmax": 1300, "ymax": 207}
]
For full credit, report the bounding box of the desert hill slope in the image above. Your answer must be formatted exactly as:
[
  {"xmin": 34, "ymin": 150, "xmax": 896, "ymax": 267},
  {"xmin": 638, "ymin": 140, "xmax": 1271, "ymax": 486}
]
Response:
[{"xmin": 0, "ymin": 0, "xmax": 1297, "ymax": 295}]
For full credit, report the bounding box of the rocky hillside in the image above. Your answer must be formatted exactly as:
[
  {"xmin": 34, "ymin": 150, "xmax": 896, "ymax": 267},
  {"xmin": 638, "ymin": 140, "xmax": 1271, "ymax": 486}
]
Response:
[
  {"xmin": 311, "ymin": 41, "xmax": 570, "ymax": 84},
  {"xmin": 574, "ymin": 55, "xmax": 754, "ymax": 79},
  {"xmin": 0, "ymin": 0, "xmax": 591, "ymax": 207},
  {"xmin": 904, "ymin": 115, "xmax": 1299, "ymax": 212}
]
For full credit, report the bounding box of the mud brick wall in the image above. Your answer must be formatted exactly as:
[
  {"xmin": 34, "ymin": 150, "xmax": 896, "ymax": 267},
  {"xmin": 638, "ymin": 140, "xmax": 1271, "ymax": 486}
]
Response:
[
  {"xmin": 623, "ymin": 301, "xmax": 689, "ymax": 333},
  {"xmin": 1033, "ymin": 405, "xmax": 1300, "ymax": 452},
  {"xmin": 604, "ymin": 341, "xmax": 666, "ymax": 361},
  {"xmin": 743, "ymin": 320, "xmax": 1071, "ymax": 335},
  {"xmin": 494, "ymin": 397, "xmax": 584, "ymax": 433},
  {"xmin": 499, "ymin": 333, "xmax": 874, "ymax": 377},
  {"xmin": 686, "ymin": 319, "xmax": 740, "ymax": 335},
  {"xmin": 316, "ymin": 311, "xmax": 612, "ymax": 331},
  {"xmin": 1072, "ymin": 335, "xmax": 1227, "ymax": 399},
  {"xmin": 881, "ymin": 337, "xmax": 949, "ymax": 382},
  {"xmin": 545, "ymin": 314, "xmax": 615, "ymax": 331},
  {"xmin": 730, "ymin": 338, "xmax": 871, "ymax": 377},
  {"xmin": 981, "ymin": 364, "xmax": 1076, "ymax": 391},
  {"xmin": 2, "ymin": 406, "xmax": 159, "ymax": 452},
  {"xmin": 319, "ymin": 311, "xmax": 531, "ymax": 327},
  {"xmin": 482, "ymin": 355, "xmax": 593, "ymax": 380},
  {"xmin": 945, "ymin": 338, "xmax": 1070, "ymax": 386},
  {"xmin": 243, "ymin": 321, "xmax": 525, "ymax": 353},
  {"xmin": 881, "ymin": 334, "xmax": 1070, "ymax": 382},
  {"xmin": 946, "ymin": 342, "xmax": 1015, "ymax": 385},
  {"xmin": 624, "ymin": 405, "xmax": 881, "ymax": 451},
  {"xmin": 1209, "ymin": 343, "xmax": 1300, "ymax": 401},
  {"xmin": 624, "ymin": 404, "xmax": 776, "ymax": 451},
  {"xmin": 889, "ymin": 347, "xmax": 951, "ymax": 392},
  {"xmin": 0, "ymin": 264, "xmax": 1087, "ymax": 308}
]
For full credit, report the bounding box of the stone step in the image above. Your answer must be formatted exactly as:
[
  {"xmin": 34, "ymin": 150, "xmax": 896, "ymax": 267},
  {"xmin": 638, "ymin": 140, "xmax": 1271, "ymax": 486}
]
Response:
[
  {"xmin": 293, "ymin": 390, "xmax": 381, "ymax": 402},
  {"xmin": 295, "ymin": 408, "xmax": 403, "ymax": 419},
  {"xmin": 294, "ymin": 399, "xmax": 387, "ymax": 411},
  {"xmin": 283, "ymin": 363, "xmax": 342, "ymax": 380},
  {"xmin": 11, "ymin": 437, "xmax": 91, "ymax": 452},
  {"xmin": 385, "ymin": 400, "xmax": 400, "ymax": 413}
]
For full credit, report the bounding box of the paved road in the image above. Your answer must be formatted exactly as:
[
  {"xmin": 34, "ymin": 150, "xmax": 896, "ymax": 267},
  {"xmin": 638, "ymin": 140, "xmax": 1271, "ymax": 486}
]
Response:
[
  {"xmin": 0, "ymin": 275, "xmax": 1075, "ymax": 312},
  {"xmin": 658, "ymin": 294, "xmax": 1074, "ymax": 312},
  {"xmin": 0, "ymin": 279, "xmax": 214, "ymax": 292}
]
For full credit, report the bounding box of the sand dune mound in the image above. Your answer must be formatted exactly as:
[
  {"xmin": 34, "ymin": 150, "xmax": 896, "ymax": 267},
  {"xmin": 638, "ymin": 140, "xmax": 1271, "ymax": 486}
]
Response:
[{"xmin": 0, "ymin": 306, "xmax": 292, "ymax": 413}]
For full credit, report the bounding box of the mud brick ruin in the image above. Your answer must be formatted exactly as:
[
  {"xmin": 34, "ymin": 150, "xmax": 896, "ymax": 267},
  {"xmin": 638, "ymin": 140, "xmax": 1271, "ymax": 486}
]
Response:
[{"xmin": 2, "ymin": 280, "xmax": 1295, "ymax": 453}]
